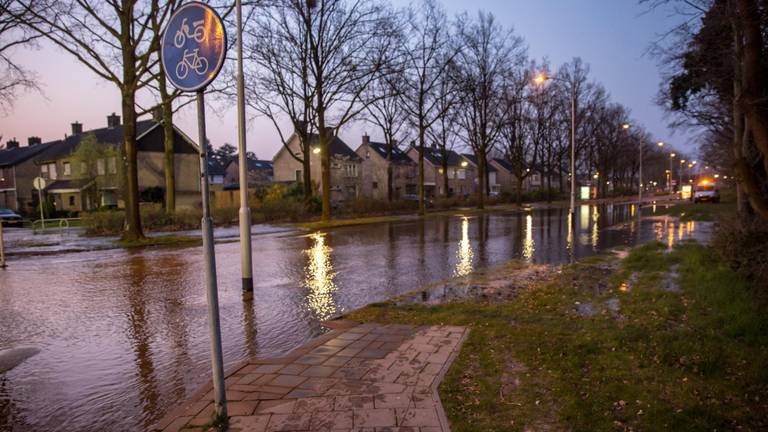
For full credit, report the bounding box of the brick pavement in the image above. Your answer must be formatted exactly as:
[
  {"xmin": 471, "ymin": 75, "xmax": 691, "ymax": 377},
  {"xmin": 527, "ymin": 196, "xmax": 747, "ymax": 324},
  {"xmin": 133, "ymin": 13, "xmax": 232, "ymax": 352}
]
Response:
[{"xmin": 152, "ymin": 322, "xmax": 468, "ymax": 432}]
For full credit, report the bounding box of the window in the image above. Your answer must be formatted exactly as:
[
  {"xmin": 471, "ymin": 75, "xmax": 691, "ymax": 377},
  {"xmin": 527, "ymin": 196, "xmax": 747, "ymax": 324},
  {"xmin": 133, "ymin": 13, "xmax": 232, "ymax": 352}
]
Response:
[
  {"xmin": 457, "ymin": 169, "xmax": 466, "ymax": 180},
  {"xmin": 48, "ymin": 163, "xmax": 57, "ymax": 180},
  {"xmin": 366, "ymin": 151, "xmax": 370, "ymax": 159},
  {"xmin": 372, "ymin": 181, "xmax": 378, "ymax": 189},
  {"xmin": 41, "ymin": 164, "xmax": 48, "ymax": 177},
  {"xmin": 108, "ymin": 157, "xmax": 117, "ymax": 174},
  {"xmin": 295, "ymin": 170, "xmax": 302, "ymax": 182},
  {"xmin": 344, "ymin": 164, "xmax": 357, "ymax": 177},
  {"xmin": 68, "ymin": 196, "xmax": 75, "ymax": 206},
  {"xmin": 97, "ymin": 159, "xmax": 105, "ymax": 176},
  {"xmin": 63, "ymin": 162, "xmax": 71, "ymax": 176},
  {"xmin": 0, "ymin": 168, "xmax": 4, "ymax": 181}
]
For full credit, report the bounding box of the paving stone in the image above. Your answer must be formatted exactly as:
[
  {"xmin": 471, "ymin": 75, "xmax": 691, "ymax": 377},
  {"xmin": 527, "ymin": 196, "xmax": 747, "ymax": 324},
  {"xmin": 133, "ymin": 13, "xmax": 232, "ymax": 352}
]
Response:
[
  {"xmin": 336, "ymin": 347, "xmax": 364, "ymax": 357},
  {"xmin": 293, "ymin": 396, "xmax": 335, "ymax": 413},
  {"xmin": 257, "ymin": 399, "xmax": 297, "ymax": 414},
  {"xmin": 337, "ymin": 332, "xmax": 365, "ymax": 341},
  {"xmin": 228, "ymin": 414, "xmax": 271, "ymax": 432},
  {"xmin": 323, "ymin": 356, "xmax": 352, "ymax": 367},
  {"xmin": 374, "ymin": 393, "xmax": 413, "ymax": 409},
  {"xmin": 285, "ymin": 388, "xmax": 324, "ymax": 398},
  {"xmin": 161, "ymin": 416, "xmax": 192, "ymax": 432},
  {"xmin": 335, "ymin": 395, "xmax": 374, "ymax": 410},
  {"xmin": 237, "ymin": 373, "xmax": 264, "ymax": 385},
  {"xmin": 353, "ymin": 409, "xmax": 396, "ymax": 428},
  {"xmin": 311, "ymin": 410, "xmax": 354, "ymax": 430},
  {"xmin": 332, "ymin": 367, "xmax": 369, "ymax": 380},
  {"xmin": 302, "ymin": 365, "xmax": 338, "ymax": 378},
  {"xmin": 267, "ymin": 412, "xmax": 312, "ymax": 432},
  {"xmin": 296, "ymin": 354, "xmax": 331, "ymax": 365},
  {"xmin": 227, "ymin": 400, "xmax": 259, "ymax": 416},
  {"xmin": 279, "ymin": 363, "xmax": 310, "ymax": 375},
  {"xmin": 395, "ymin": 407, "xmax": 440, "ymax": 428},
  {"xmin": 253, "ymin": 364, "xmax": 284, "ymax": 374},
  {"xmin": 311, "ymin": 345, "xmax": 344, "ymax": 356},
  {"xmin": 243, "ymin": 391, "xmax": 286, "ymax": 401},
  {"xmin": 297, "ymin": 377, "xmax": 339, "ymax": 393},
  {"xmin": 270, "ymin": 374, "xmax": 309, "ymax": 388}
]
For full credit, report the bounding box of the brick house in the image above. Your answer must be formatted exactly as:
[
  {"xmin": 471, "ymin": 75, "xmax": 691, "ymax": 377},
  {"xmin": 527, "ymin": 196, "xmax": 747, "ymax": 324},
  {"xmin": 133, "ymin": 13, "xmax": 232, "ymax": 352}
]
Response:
[
  {"xmin": 488, "ymin": 158, "xmax": 543, "ymax": 195},
  {"xmin": 0, "ymin": 137, "xmax": 56, "ymax": 213},
  {"xmin": 272, "ymin": 129, "xmax": 362, "ymax": 202},
  {"xmin": 223, "ymin": 158, "xmax": 274, "ymax": 188},
  {"xmin": 355, "ymin": 135, "xmax": 417, "ymax": 200},
  {"xmin": 461, "ymin": 153, "xmax": 499, "ymax": 195},
  {"xmin": 406, "ymin": 146, "xmax": 477, "ymax": 198},
  {"xmin": 33, "ymin": 114, "xmax": 201, "ymax": 213}
]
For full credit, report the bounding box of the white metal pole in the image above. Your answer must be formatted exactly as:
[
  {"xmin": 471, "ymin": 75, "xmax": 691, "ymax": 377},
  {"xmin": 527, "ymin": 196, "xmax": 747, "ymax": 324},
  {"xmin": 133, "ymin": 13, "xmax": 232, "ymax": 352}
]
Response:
[
  {"xmin": 0, "ymin": 221, "xmax": 6, "ymax": 268},
  {"xmin": 236, "ymin": 0, "xmax": 254, "ymax": 292},
  {"xmin": 570, "ymin": 90, "xmax": 576, "ymax": 216},
  {"xmin": 38, "ymin": 188, "xmax": 45, "ymax": 230},
  {"xmin": 197, "ymin": 91, "xmax": 227, "ymax": 421}
]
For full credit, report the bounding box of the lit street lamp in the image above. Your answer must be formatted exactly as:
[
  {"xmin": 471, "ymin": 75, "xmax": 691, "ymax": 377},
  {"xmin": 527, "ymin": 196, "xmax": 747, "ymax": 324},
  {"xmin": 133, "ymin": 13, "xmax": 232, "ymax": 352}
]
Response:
[{"xmin": 535, "ymin": 72, "xmax": 577, "ymax": 216}]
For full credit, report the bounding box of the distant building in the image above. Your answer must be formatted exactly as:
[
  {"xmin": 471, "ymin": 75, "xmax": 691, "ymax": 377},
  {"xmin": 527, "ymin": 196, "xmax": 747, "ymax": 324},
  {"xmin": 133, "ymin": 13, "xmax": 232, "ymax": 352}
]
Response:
[
  {"xmin": 29, "ymin": 114, "xmax": 200, "ymax": 214},
  {"xmin": 0, "ymin": 137, "xmax": 56, "ymax": 213},
  {"xmin": 355, "ymin": 135, "xmax": 417, "ymax": 200},
  {"xmin": 460, "ymin": 154, "xmax": 499, "ymax": 195},
  {"xmin": 223, "ymin": 158, "xmax": 274, "ymax": 188},
  {"xmin": 207, "ymin": 160, "xmax": 227, "ymax": 191},
  {"xmin": 272, "ymin": 128, "xmax": 362, "ymax": 202},
  {"xmin": 406, "ymin": 146, "xmax": 476, "ymax": 198}
]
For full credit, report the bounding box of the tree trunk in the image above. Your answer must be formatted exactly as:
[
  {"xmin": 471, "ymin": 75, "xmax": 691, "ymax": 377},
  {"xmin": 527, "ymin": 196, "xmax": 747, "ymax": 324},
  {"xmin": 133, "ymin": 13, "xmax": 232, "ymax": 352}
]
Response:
[
  {"xmin": 477, "ymin": 154, "xmax": 486, "ymax": 210},
  {"xmin": 319, "ymin": 124, "xmax": 331, "ymax": 221},
  {"xmin": 122, "ymin": 89, "xmax": 143, "ymax": 240},
  {"xmin": 386, "ymin": 139, "xmax": 393, "ymax": 202},
  {"xmin": 516, "ymin": 176, "xmax": 523, "ymax": 206},
  {"xmin": 299, "ymin": 132, "xmax": 312, "ymax": 200},
  {"xmin": 158, "ymin": 71, "xmax": 175, "ymax": 216},
  {"xmin": 442, "ymin": 158, "xmax": 449, "ymax": 198},
  {"xmin": 418, "ymin": 123, "xmax": 426, "ymax": 216}
]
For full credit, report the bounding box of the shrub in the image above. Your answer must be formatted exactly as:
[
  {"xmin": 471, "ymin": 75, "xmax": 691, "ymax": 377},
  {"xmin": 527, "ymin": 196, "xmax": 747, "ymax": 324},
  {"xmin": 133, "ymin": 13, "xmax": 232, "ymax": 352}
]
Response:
[
  {"xmin": 81, "ymin": 210, "xmax": 125, "ymax": 236},
  {"xmin": 711, "ymin": 215, "xmax": 768, "ymax": 290}
]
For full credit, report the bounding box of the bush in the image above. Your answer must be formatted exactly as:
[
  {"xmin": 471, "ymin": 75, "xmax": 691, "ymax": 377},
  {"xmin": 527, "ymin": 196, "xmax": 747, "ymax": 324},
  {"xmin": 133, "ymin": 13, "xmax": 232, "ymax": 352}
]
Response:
[
  {"xmin": 711, "ymin": 215, "xmax": 768, "ymax": 290},
  {"xmin": 81, "ymin": 210, "xmax": 125, "ymax": 235}
]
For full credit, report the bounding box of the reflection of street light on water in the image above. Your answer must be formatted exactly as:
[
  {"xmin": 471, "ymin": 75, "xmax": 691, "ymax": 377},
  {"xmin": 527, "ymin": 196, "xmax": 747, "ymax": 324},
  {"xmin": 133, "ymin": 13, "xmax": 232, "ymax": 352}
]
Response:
[
  {"xmin": 454, "ymin": 217, "xmax": 474, "ymax": 277},
  {"xmin": 304, "ymin": 232, "xmax": 338, "ymax": 320},
  {"xmin": 523, "ymin": 214, "xmax": 534, "ymax": 262}
]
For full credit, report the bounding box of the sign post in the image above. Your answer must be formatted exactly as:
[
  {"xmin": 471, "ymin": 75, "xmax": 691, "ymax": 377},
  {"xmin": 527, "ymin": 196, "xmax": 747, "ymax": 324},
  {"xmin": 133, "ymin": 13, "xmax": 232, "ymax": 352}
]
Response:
[
  {"xmin": 161, "ymin": 1, "xmax": 228, "ymax": 422},
  {"xmin": 33, "ymin": 177, "xmax": 46, "ymax": 230}
]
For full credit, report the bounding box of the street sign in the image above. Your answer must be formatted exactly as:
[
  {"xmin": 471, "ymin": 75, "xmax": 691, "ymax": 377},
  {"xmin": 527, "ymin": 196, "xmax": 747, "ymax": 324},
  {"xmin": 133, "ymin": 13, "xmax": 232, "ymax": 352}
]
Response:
[
  {"xmin": 33, "ymin": 177, "xmax": 46, "ymax": 191},
  {"xmin": 161, "ymin": 2, "xmax": 227, "ymax": 92}
]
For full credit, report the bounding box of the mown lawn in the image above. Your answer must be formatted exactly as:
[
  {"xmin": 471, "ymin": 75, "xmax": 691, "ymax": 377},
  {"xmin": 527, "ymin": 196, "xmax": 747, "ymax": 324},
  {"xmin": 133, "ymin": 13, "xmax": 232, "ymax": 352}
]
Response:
[
  {"xmin": 345, "ymin": 241, "xmax": 768, "ymax": 431},
  {"xmin": 651, "ymin": 188, "xmax": 736, "ymax": 221}
]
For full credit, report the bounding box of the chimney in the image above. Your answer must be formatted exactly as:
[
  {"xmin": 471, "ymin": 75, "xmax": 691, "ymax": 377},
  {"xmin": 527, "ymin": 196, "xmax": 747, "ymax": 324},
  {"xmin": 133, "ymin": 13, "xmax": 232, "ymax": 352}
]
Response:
[
  {"xmin": 107, "ymin": 112, "xmax": 121, "ymax": 128},
  {"xmin": 28, "ymin": 136, "xmax": 42, "ymax": 146},
  {"xmin": 5, "ymin": 138, "xmax": 19, "ymax": 149},
  {"xmin": 71, "ymin": 122, "xmax": 83, "ymax": 135},
  {"xmin": 362, "ymin": 134, "xmax": 370, "ymax": 145}
]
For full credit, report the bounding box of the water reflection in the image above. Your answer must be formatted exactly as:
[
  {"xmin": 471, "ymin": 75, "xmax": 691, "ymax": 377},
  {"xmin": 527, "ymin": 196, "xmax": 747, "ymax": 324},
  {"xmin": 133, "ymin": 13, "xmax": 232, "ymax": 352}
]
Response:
[
  {"xmin": 523, "ymin": 214, "xmax": 534, "ymax": 262},
  {"xmin": 242, "ymin": 291, "xmax": 258, "ymax": 359},
  {"xmin": 303, "ymin": 233, "xmax": 338, "ymax": 321},
  {"xmin": 454, "ymin": 217, "xmax": 474, "ymax": 277},
  {"xmin": 591, "ymin": 206, "xmax": 600, "ymax": 251}
]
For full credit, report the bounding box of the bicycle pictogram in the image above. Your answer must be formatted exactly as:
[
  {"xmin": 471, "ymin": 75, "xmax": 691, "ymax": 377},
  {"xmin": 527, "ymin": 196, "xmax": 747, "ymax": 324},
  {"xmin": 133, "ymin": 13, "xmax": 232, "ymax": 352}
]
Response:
[
  {"xmin": 173, "ymin": 18, "xmax": 206, "ymax": 48},
  {"xmin": 175, "ymin": 49, "xmax": 209, "ymax": 79}
]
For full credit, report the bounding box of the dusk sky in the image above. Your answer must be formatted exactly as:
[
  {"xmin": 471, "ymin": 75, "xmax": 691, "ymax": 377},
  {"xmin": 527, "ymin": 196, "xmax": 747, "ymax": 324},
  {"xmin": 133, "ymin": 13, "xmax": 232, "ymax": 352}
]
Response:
[{"xmin": 1, "ymin": 0, "xmax": 698, "ymax": 158}]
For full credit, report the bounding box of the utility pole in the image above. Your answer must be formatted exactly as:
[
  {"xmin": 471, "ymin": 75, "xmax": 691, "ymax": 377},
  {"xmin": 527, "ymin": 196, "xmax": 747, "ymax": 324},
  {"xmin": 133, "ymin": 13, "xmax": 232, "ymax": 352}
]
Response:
[
  {"xmin": 570, "ymin": 89, "xmax": 576, "ymax": 216},
  {"xmin": 236, "ymin": 0, "xmax": 254, "ymax": 292}
]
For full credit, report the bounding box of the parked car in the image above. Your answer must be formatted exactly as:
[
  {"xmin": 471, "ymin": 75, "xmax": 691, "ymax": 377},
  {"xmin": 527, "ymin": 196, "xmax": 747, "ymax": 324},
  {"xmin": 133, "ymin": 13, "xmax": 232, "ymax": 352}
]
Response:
[
  {"xmin": 0, "ymin": 208, "xmax": 23, "ymax": 227},
  {"xmin": 691, "ymin": 182, "xmax": 720, "ymax": 203}
]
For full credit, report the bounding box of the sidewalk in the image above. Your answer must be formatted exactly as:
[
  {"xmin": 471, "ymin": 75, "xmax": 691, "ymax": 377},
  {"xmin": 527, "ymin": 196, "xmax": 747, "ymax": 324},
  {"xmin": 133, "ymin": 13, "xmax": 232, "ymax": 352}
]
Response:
[{"xmin": 153, "ymin": 322, "xmax": 468, "ymax": 432}]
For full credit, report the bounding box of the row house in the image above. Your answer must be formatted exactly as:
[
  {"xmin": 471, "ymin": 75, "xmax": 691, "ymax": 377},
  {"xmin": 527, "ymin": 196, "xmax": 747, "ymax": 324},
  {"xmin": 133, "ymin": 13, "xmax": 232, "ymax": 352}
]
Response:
[
  {"xmin": 3, "ymin": 113, "xmax": 202, "ymax": 215},
  {"xmin": 223, "ymin": 158, "xmax": 274, "ymax": 189},
  {"xmin": 0, "ymin": 137, "xmax": 56, "ymax": 212},
  {"xmin": 356, "ymin": 135, "xmax": 417, "ymax": 200},
  {"xmin": 272, "ymin": 128, "xmax": 362, "ymax": 202},
  {"xmin": 406, "ymin": 147, "xmax": 478, "ymax": 198}
]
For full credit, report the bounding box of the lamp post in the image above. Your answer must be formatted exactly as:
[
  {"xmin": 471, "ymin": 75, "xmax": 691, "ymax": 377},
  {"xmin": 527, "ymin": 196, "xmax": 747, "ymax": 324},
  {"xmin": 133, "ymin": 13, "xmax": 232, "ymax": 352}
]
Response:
[
  {"xmin": 669, "ymin": 152, "xmax": 676, "ymax": 193},
  {"xmin": 534, "ymin": 72, "xmax": 576, "ymax": 216}
]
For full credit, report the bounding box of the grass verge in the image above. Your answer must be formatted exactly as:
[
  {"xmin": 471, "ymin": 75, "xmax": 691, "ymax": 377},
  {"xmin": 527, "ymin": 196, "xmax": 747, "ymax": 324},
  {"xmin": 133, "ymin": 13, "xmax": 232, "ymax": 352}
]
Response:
[
  {"xmin": 345, "ymin": 241, "xmax": 768, "ymax": 431},
  {"xmin": 115, "ymin": 235, "xmax": 201, "ymax": 249}
]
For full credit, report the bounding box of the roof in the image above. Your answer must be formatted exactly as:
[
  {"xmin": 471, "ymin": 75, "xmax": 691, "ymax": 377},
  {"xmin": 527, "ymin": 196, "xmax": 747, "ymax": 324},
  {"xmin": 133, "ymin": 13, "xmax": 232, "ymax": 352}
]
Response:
[
  {"xmin": 0, "ymin": 142, "xmax": 57, "ymax": 167},
  {"xmin": 462, "ymin": 154, "xmax": 497, "ymax": 172},
  {"xmin": 307, "ymin": 134, "xmax": 361, "ymax": 160},
  {"xmin": 492, "ymin": 158, "xmax": 514, "ymax": 173},
  {"xmin": 35, "ymin": 120, "xmax": 198, "ymax": 162},
  {"xmin": 246, "ymin": 159, "xmax": 273, "ymax": 171},
  {"xmin": 422, "ymin": 147, "xmax": 462, "ymax": 167},
  {"xmin": 46, "ymin": 178, "xmax": 94, "ymax": 192},
  {"xmin": 207, "ymin": 159, "xmax": 228, "ymax": 176},
  {"xmin": 366, "ymin": 141, "xmax": 414, "ymax": 164}
]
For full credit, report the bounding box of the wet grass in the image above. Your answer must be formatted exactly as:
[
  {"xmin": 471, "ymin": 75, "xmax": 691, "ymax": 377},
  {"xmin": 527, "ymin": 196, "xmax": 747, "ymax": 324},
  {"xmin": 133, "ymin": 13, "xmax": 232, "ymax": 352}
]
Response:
[
  {"xmin": 115, "ymin": 235, "xmax": 201, "ymax": 249},
  {"xmin": 345, "ymin": 240, "xmax": 768, "ymax": 431},
  {"xmin": 652, "ymin": 188, "xmax": 736, "ymax": 221}
]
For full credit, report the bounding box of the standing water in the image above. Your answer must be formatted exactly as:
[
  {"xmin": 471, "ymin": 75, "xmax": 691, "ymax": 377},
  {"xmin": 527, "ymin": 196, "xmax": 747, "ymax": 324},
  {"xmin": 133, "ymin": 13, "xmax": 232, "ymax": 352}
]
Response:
[{"xmin": 0, "ymin": 203, "xmax": 708, "ymax": 431}]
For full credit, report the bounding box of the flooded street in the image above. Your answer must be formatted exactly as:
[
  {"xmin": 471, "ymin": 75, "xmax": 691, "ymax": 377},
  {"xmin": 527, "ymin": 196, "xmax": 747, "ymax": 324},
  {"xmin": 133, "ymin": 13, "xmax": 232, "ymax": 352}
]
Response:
[{"xmin": 0, "ymin": 203, "xmax": 708, "ymax": 431}]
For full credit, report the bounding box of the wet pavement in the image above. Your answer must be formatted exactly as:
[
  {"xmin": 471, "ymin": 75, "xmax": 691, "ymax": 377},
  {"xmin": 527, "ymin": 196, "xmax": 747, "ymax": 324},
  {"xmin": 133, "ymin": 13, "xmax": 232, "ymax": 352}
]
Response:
[{"xmin": 0, "ymin": 203, "xmax": 710, "ymax": 431}]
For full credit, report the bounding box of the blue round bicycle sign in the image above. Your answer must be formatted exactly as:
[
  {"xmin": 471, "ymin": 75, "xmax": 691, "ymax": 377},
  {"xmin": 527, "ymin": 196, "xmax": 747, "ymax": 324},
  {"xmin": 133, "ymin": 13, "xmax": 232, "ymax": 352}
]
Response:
[{"xmin": 161, "ymin": 2, "xmax": 227, "ymax": 92}]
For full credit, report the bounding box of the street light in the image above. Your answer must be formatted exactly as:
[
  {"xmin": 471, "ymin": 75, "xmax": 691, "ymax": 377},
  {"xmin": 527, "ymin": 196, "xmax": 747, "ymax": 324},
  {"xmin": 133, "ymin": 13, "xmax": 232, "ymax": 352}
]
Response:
[{"xmin": 535, "ymin": 72, "xmax": 577, "ymax": 216}]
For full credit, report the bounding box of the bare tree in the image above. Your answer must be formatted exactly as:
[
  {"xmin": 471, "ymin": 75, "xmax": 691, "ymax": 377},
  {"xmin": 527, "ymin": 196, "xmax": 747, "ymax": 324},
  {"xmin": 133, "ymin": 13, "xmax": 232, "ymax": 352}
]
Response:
[
  {"xmin": 0, "ymin": 0, "xmax": 41, "ymax": 113},
  {"xmin": 12, "ymin": 0, "xmax": 175, "ymax": 240},
  {"xmin": 426, "ymin": 69, "xmax": 460, "ymax": 198},
  {"xmin": 454, "ymin": 11, "xmax": 525, "ymax": 209},
  {"xmin": 399, "ymin": 0, "xmax": 457, "ymax": 215},
  {"xmin": 501, "ymin": 65, "xmax": 537, "ymax": 204}
]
